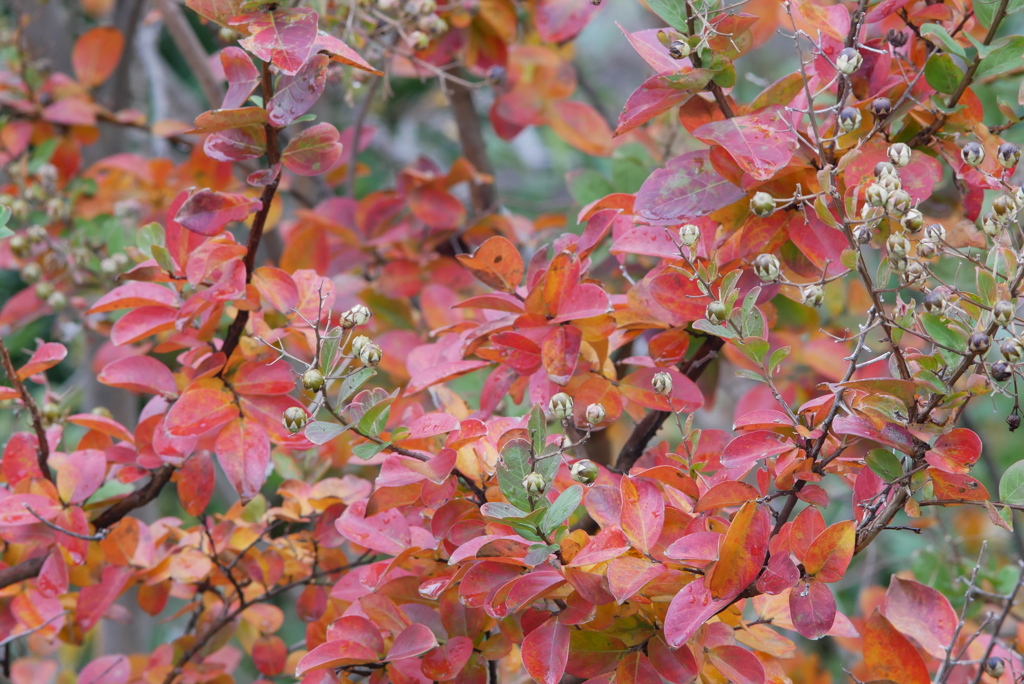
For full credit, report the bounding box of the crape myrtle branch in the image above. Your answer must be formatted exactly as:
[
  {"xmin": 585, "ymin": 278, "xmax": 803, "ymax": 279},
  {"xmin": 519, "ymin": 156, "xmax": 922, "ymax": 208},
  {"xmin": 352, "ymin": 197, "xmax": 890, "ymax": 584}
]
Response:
[{"xmin": 0, "ymin": 336, "xmax": 52, "ymax": 483}]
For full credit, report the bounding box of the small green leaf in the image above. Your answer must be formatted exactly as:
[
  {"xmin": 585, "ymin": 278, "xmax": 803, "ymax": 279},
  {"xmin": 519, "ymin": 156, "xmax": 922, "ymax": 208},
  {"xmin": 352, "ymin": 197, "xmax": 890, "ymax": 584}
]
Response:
[
  {"xmin": 1000, "ymin": 460, "xmax": 1024, "ymax": 504},
  {"xmin": 768, "ymin": 346, "xmax": 790, "ymax": 374},
  {"xmin": 529, "ymin": 404, "xmax": 547, "ymax": 459},
  {"xmin": 541, "ymin": 485, "xmax": 583, "ymax": 534},
  {"xmin": 304, "ymin": 420, "xmax": 349, "ymax": 445},
  {"xmin": 320, "ymin": 328, "xmax": 345, "ymax": 374},
  {"xmin": 352, "ymin": 442, "xmax": 386, "ymax": 460},
  {"xmin": 866, "ymin": 449, "xmax": 904, "ymax": 483},
  {"xmin": 337, "ymin": 367, "xmax": 376, "ymax": 403},
  {"xmin": 921, "ymin": 24, "xmax": 967, "ymax": 60},
  {"xmin": 151, "ymin": 245, "xmax": 176, "ymax": 274},
  {"xmin": 524, "ymin": 544, "xmax": 558, "ymax": 566},
  {"xmin": 136, "ymin": 221, "xmax": 165, "ymax": 258},
  {"xmin": 925, "ymin": 53, "xmax": 964, "ymax": 94},
  {"xmin": 975, "ymin": 36, "xmax": 1024, "ymax": 81},
  {"xmin": 497, "ymin": 440, "xmax": 533, "ymax": 510},
  {"xmin": 644, "ymin": 0, "xmax": 689, "ymax": 31},
  {"xmin": 920, "ymin": 313, "xmax": 967, "ymax": 367},
  {"xmin": 734, "ymin": 337, "xmax": 770, "ymax": 366},
  {"xmin": 692, "ymin": 319, "xmax": 738, "ymax": 339},
  {"xmin": 358, "ymin": 395, "xmax": 395, "ymax": 438}
]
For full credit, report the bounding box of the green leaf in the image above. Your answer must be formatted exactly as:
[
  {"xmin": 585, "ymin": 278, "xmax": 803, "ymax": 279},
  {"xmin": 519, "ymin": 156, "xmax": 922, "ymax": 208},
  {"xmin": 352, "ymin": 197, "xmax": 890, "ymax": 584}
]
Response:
[
  {"xmin": 358, "ymin": 393, "xmax": 395, "ymax": 438},
  {"xmin": 319, "ymin": 328, "xmax": 345, "ymax": 374},
  {"xmin": 352, "ymin": 442, "xmax": 386, "ymax": 460},
  {"xmin": 866, "ymin": 449, "xmax": 904, "ymax": 483},
  {"xmin": 304, "ymin": 420, "xmax": 349, "ymax": 445},
  {"xmin": 529, "ymin": 404, "xmax": 547, "ymax": 460},
  {"xmin": 524, "ymin": 544, "xmax": 557, "ymax": 565},
  {"xmin": 768, "ymin": 346, "xmax": 790, "ymax": 374},
  {"xmin": 1000, "ymin": 460, "xmax": 1024, "ymax": 504},
  {"xmin": 920, "ymin": 313, "xmax": 967, "ymax": 367},
  {"xmin": 337, "ymin": 367, "xmax": 376, "ymax": 403},
  {"xmin": 977, "ymin": 269, "xmax": 997, "ymax": 308},
  {"xmin": 925, "ymin": 53, "xmax": 964, "ymax": 94},
  {"xmin": 644, "ymin": 0, "xmax": 689, "ymax": 31},
  {"xmin": 975, "ymin": 36, "xmax": 1024, "ymax": 81},
  {"xmin": 921, "ymin": 24, "xmax": 967, "ymax": 60},
  {"xmin": 692, "ymin": 319, "xmax": 737, "ymax": 339},
  {"xmin": 151, "ymin": 245, "xmax": 176, "ymax": 274},
  {"xmin": 567, "ymin": 169, "xmax": 614, "ymax": 208},
  {"xmin": 974, "ymin": 0, "xmax": 1023, "ymax": 29},
  {"xmin": 740, "ymin": 286, "xmax": 763, "ymax": 338},
  {"xmin": 497, "ymin": 440, "xmax": 533, "ymax": 510},
  {"xmin": 136, "ymin": 221, "xmax": 165, "ymax": 258},
  {"xmin": 734, "ymin": 337, "xmax": 770, "ymax": 366},
  {"xmin": 482, "ymin": 502, "xmax": 531, "ymax": 520},
  {"xmin": 735, "ymin": 368, "xmax": 767, "ymax": 383},
  {"xmin": 0, "ymin": 205, "xmax": 12, "ymax": 238},
  {"xmin": 541, "ymin": 485, "xmax": 583, "ymax": 534},
  {"xmin": 28, "ymin": 138, "xmax": 59, "ymax": 174}
]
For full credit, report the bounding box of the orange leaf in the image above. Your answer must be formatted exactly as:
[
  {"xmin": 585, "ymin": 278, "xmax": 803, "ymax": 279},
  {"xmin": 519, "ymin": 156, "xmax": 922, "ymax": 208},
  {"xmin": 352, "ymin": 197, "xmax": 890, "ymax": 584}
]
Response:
[
  {"xmin": 863, "ymin": 610, "xmax": 930, "ymax": 684},
  {"xmin": 803, "ymin": 520, "xmax": 855, "ymax": 583},
  {"xmin": 549, "ymin": 100, "xmax": 612, "ymax": 157},
  {"xmin": 619, "ymin": 476, "xmax": 664, "ymax": 556},
  {"xmin": 706, "ymin": 501, "xmax": 770, "ymax": 599},
  {"xmin": 455, "ymin": 236, "xmax": 524, "ymax": 293},
  {"xmin": 883, "ymin": 576, "xmax": 957, "ymax": 660},
  {"xmin": 73, "ymin": 27, "xmax": 124, "ymax": 88}
]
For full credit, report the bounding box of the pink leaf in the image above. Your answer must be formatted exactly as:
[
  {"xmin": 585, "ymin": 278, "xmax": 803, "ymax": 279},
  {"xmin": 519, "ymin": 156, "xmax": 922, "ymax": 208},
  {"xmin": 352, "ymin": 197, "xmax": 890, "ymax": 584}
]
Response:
[
  {"xmin": 215, "ymin": 418, "xmax": 271, "ymax": 501},
  {"xmin": 535, "ymin": 0, "xmax": 600, "ymax": 43},
  {"xmin": 220, "ymin": 46, "xmax": 260, "ymax": 108},
  {"xmin": 98, "ymin": 356, "xmax": 178, "ymax": 396},
  {"xmin": 636, "ymin": 150, "xmax": 744, "ymax": 225},
  {"xmin": 665, "ymin": 578, "xmax": 740, "ymax": 648},
  {"xmin": 883, "ymin": 576, "xmax": 957, "ymax": 659},
  {"xmin": 55, "ymin": 449, "xmax": 107, "ymax": 505},
  {"xmin": 616, "ymin": 70, "xmax": 713, "ymax": 136},
  {"xmin": 721, "ymin": 431, "xmax": 796, "ymax": 468},
  {"xmin": 692, "ymin": 106, "xmax": 797, "ymax": 182},
  {"xmin": 522, "ymin": 618, "xmax": 570, "ymax": 684},
  {"xmin": 268, "ymin": 54, "xmax": 329, "ymax": 126},
  {"xmin": 281, "ymin": 122, "xmax": 343, "ymax": 176},
  {"xmin": 16, "ymin": 342, "xmax": 67, "ymax": 380},
  {"xmin": 387, "ymin": 623, "xmax": 439, "ymax": 660},
  {"xmin": 789, "ymin": 581, "xmax": 837, "ymax": 640},
  {"xmin": 239, "ymin": 7, "xmax": 319, "ymax": 75},
  {"xmin": 173, "ymin": 188, "xmax": 261, "ymax": 236},
  {"xmin": 79, "ymin": 655, "xmax": 131, "ymax": 684},
  {"xmin": 925, "ymin": 428, "xmax": 982, "ymax": 474},
  {"xmin": 335, "ymin": 500, "xmax": 411, "ymax": 554}
]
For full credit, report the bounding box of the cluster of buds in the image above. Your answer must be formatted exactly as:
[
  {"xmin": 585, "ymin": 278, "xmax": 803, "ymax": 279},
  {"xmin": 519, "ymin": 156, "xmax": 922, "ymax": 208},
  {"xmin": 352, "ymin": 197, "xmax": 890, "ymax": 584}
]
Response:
[
  {"xmin": 980, "ymin": 191, "xmax": 1021, "ymax": 239},
  {"xmin": 373, "ymin": 0, "xmax": 447, "ymax": 50}
]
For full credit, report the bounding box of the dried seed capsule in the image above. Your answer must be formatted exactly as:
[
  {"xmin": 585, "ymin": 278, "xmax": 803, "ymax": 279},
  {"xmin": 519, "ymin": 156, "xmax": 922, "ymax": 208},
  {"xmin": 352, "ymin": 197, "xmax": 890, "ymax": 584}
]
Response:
[
  {"xmin": 750, "ymin": 192, "xmax": 775, "ymax": 218},
  {"xmin": 993, "ymin": 195, "xmax": 1015, "ymax": 217},
  {"xmin": 968, "ymin": 332, "xmax": 991, "ymax": 354},
  {"xmin": 1009, "ymin": 414, "xmax": 1022, "ymax": 431},
  {"xmin": 706, "ymin": 301, "xmax": 728, "ymax": 325},
  {"xmin": 836, "ymin": 47, "xmax": 863, "ymax": 74},
  {"xmin": 802, "ymin": 284, "xmax": 824, "ymax": 308},
  {"xmin": 993, "ymin": 300, "xmax": 1015, "ymax": 327},
  {"xmin": 961, "ymin": 141, "xmax": 985, "ymax": 167},
  {"xmin": 283, "ymin": 407, "xmax": 308, "ymax": 434},
  {"xmin": 886, "ymin": 29, "xmax": 908, "ymax": 47},
  {"xmin": 341, "ymin": 304, "xmax": 372, "ymax": 329},
  {"xmin": 888, "ymin": 143, "xmax": 912, "ymax": 168},
  {"xmin": 991, "ymin": 361, "xmax": 1013, "ymax": 382},
  {"xmin": 19, "ymin": 262, "xmax": 42, "ymax": 284},
  {"xmin": 853, "ymin": 225, "xmax": 873, "ymax": 244},
  {"xmin": 549, "ymin": 392, "xmax": 574, "ymax": 421},
  {"xmin": 901, "ymin": 260, "xmax": 925, "ymax": 285},
  {"xmin": 888, "ymin": 254, "xmax": 908, "ymax": 273},
  {"xmin": 1000, "ymin": 338, "xmax": 1023, "ymax": 362},
  {"xmin": 359, "ymin": 342, "xmax": 383, "ymax": 367},
  {"xmin": 870, "ymin": 97, "xmax": 892, "ymax": 118},
  {"xmin": 917, "ymin": 239, "xmax": 938, "ymax": 259},
  {"xmin": 302, "ymin": 368, "xmax": 325, "ymax": 391},
  {"xmin": 570, "ymin": 459, "xmax": 599, "ymax": 485},
  {"xmin": 923, "ymin": 290, "xmax": 947, "ymax": 314},
  {"xmin": 874, "ymin": 161, "xmax": 896, "ymax": 178},
  {"xmin": 679, "ymin": 223, "xmax": 700, "ymax": 247},
  {"xmin": 885, "ymin": 189, "xmax": 912, "ymax": 217},
  {"xmin": 652, "ymin": 371, "xmax": 673, "ymax": 396},
  {"xmin": 668, "ymin": 39, "xmax": 691, "ymax": 60},
  {"xmin": 924, "ymin": 223, "xmax": 946, "ymax": 242},
  {"xmin": 839, "ymin": 107, "xmax": 862, "ymax": 132},
  {"xmin": 585, "ymin": 403, "xmax": 606, "ymax": 425},
  {"xmin": 901, "ymin": 208, "xmax": 924, "ymax": 232},
  {"xmin": 350, "ymin": 335, "xmax": 371, "ymax": 356},
  {"xmin": 982, "ymin": 213, "xmax": 1003, "ymax": 238},
  {"xmin": 997, "ymin": 142, "xmax": 1021, "ymax": 169},
  {"xmin": 753, "ymin": 253, "xmax": 781, "ymax": 282},
  {"xmin": 523, "ymin": 472, "xmax": 546, "ymax": 495},
  {"xmin": 887, "ymin": 233, "xmax": 911, "ymax": 257},
  {"xmin": 866, "ymin": 183, "xmax": 889, "ymax": 207}
]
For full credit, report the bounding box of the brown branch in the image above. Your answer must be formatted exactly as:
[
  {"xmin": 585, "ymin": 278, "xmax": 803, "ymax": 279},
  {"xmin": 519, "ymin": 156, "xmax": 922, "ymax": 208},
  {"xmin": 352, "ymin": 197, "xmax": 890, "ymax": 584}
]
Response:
[
  {"xmin": 346, "ymin": 75, "xmax": 382, "ymax": 198},
  {"xmin": 220, "ymin": 59, "xmax": 281, "ymax": 363},
  {"xmin": 446, "ymin": 78, "xmax": 497, "ymax": 215},
  {"xmin": 684, "ymin": 0, "xmax": 734, "ymax": 119},
  {"xmin": 613, "ymin": 337, "xmax": 724, "ymax": 473},
  {"xmin": 0, "ymin": 336, "xmax": 52, "ymax": 482}
]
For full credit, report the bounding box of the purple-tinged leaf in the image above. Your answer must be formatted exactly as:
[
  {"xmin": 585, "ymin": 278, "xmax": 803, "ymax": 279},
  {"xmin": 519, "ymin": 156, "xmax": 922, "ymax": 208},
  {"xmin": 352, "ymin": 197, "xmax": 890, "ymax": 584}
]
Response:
[
  {"xmin": 281, "ymin": 122, "xmax": 342, "ymax": 176},
  {"xmin": 268, "ymin": 54, "xmax": 329, "ymax": 126},
  {"xmin": 636, "ymin": 150, "xmax": 744, "ymax": 225}
]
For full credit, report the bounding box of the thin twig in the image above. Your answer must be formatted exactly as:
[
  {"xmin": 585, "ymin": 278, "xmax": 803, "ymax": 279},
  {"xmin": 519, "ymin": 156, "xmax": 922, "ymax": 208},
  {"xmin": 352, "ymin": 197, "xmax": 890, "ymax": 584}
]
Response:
[{"xmin": 0, "ymin": 336, "xmax": 52, "ymax": 482}]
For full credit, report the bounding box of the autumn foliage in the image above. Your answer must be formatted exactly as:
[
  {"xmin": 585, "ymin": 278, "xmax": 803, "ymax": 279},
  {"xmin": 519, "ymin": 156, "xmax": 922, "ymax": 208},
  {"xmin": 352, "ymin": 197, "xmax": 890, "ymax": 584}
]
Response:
[{"xmin": 2, "ymin": 0, "xmax": 1024, "ymax": 683}]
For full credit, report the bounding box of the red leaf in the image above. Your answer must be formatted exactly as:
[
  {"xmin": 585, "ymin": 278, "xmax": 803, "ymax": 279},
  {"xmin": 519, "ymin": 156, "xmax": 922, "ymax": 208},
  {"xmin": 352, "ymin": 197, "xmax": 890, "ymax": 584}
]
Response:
[
  {"xmin": 3, "ymin": 433, "xmax": 44, "ymax": 485},
  {"xmin": 335, "ymin": 500, "xmax": 411, "ymax": 554},
  {"xmin": 253, "ymin": 635, "xmax": 287, "ymax": 676},
  {"xmin": 535, "ymin": 0, "xmax": 599, "ymax": 42},
  {"xmin": 110, "ymin": 305, "xmax": 178, "ymax": 346},
  {"xmin": 173, "ymin": 188, "xmax": 261, "ymax": 236},
  {"xmin": 98, "ymin": 356, "xmax": 177, "ymax": 396},
  {"xmin": 925, "ymin": 428, "xmax": 982, "ymax": 474},
  {"xmin": 252, "ymin": 266, "xmax": 299, "ymax": 313},
  {"xmin": 281, "ymin": 122, "xmax": 343, "ymax": 176},
  {"xmin": 568, "ymin": 525, "xmax": 631, "ymax": 566},
  {"xmin": 178, "ymin": 452, "xmax": 216, "ymax": 516},
  {"xmin": 789, "ymin": 580, "xmax": 837, "ymax": 639},
  {"xmin": 620, "ymin": 367, "xmax": 704, "ymax": 413},
  {"xmin": 215, "ymin": 418, "xmax": 271, "ymax": 501},
  {"xmin": 268, "ymin": 54, "xmax": 329, "ymax": 126},
  {"xmin": 549, "ymin": 100, "xmax": 612, "ymax": 157},
  {"xmin": 165, "ymin": 379, "xmax": 239, "ymax": 437},
  {"xmin": 863, "ymin": 610, "xmax": 930, "ymax": 684},
  {"xmin": 37, "ymin": 551, "xmax": 69, "ymax": 598},
  {"xmin": 88, "ymin": 281, "xmax": 182, "ymax": 314},
  {"xmin": 55, "ymin": 449, "xmax": 107, "ymax": 505},
  {"xmin": 883, "ymin": 576, "xmax": 957, "ymax": 659},
  {"xmin": 693, "ymin": 106, "xmax": 796, "ymax": 181},
  {"xmin": 313, "ymin": 31, "xmax": 382, "ymax": 75},
  {"xmin": 695, "ymin": 481, "xmax": 761, "ymax": 512},
  {"xmin": 77, "ymin": 566, "xmax": 132, "ymax": 630},
  {"xmin": 79, "ymin": 655, "xmax": 131, "ymax": 684},
  {"xmin": 16, "ymin": 342, "xmax": 67, "ymax": 380},
  {"xmin": 73, "ymin": 27, "xmax": 124, "ymax": 88},
  {"xmin": 756, "ymin": 552, "xmax": 801, "ymax": 595},
  {"xmin": 665, "ymin": 578, "xmax": 739, "ymax": 648},
  {"xmin": 647, "ymin": 637, "xmax": 697, "ymax": 684},
  {"xmin": 231, "ymin": 360, "xmax": 295, "ymax": 396},
  {"xmin": 541, "ymin": 325, "xmax": 582, "ymax": 384},
  {"xmin": 843, "ymin": 139, "xmax": 943, "ymax": 204},
  {"xmin": 620, "ymin": 476, "xmax": 664, "ymax": 555},
  {"xmin": 239, "ymin": 7, "xmax": 319, "ymax": 75},
  {"xmin": 522, "ymin": 618, "xmax": 570, "ymax": 684},
  {"xmin": 422, "ymin": 636, "xmax": 475, "ymax": 681},
  {"xmin": 295, "ymin": 640, "xmax": 379, "ymax": 675},
  {"xmin": 616, "ymin": 651, "xmax": 661, "ymax": 684},
  {"xmin": 721, "ymin": 431, "xmax": 796, "ymax": 468},
  {"xmin": 387, "ymin": 624, "xmax": 439, "ymax": 660},
  {"xmin": 455, "ymin": 236, "xmax": 524, "ymax": 293},
  {"xmin": 636, "ymin": 150, "xmax": 744, "ymax": 225},
  {"xmin": 204, "ymin": 126, "xmax": 267, "ymax": 162},
  {"xmin": 0, "ymin": 493, "xmax": 61, "ymax": 525},
  {"xmin": 803, "ymin": 520, "xmax": 855, "ymax": 583},
  {"xmin": 616, "ymin": 70, "xmax": 713, "ymax": 136},
  {"xmin": 221, "ymin": 46, "xmax": 260, "ymax": 109},
  {"xmin": 707, "ymin": 646, "xmax": 764, "ymax": 684}
]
